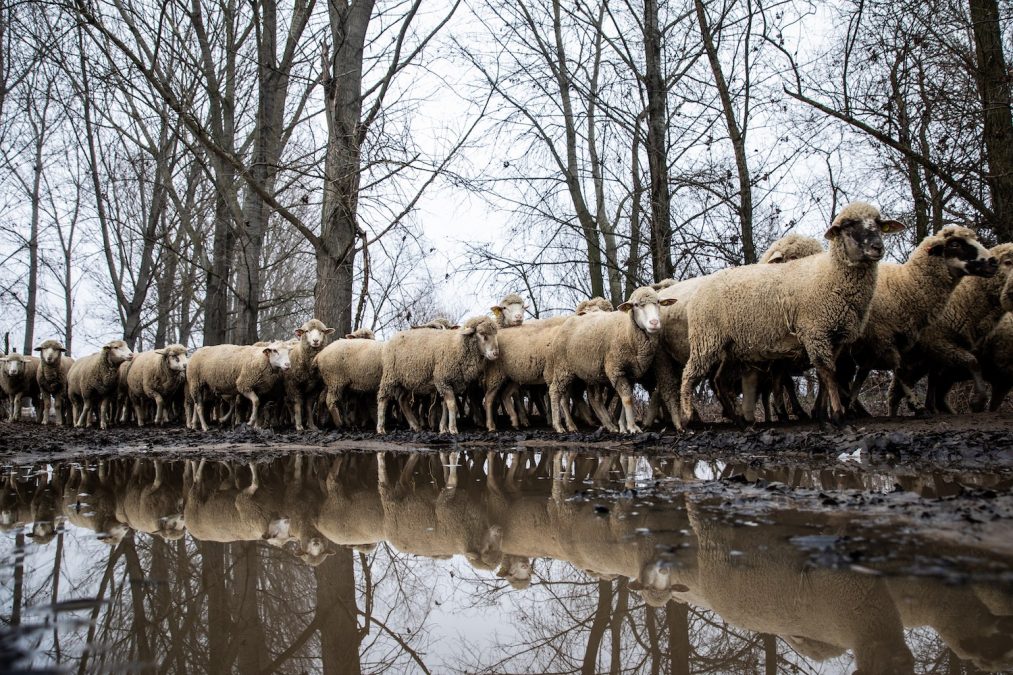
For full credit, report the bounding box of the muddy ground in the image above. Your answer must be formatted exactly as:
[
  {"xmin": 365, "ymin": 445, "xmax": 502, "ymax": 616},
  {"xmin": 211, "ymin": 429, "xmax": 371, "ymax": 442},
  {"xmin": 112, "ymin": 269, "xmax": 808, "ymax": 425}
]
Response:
[{"xmin": 1, "ymin": 411, "xmax": 1010, "ymax": 467}]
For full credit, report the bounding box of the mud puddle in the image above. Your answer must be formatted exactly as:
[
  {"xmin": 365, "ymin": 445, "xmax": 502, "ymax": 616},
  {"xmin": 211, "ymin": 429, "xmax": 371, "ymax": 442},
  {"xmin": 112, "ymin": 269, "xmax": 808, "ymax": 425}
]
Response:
[{"xmin": 1, "ymin": 447, "xmax": 1012, "ymax": 673}]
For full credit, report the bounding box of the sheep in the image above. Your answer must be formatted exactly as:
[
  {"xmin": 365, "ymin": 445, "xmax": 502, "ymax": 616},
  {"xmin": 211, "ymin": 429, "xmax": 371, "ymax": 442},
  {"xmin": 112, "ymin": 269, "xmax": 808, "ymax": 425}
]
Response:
[
  {"xmin": 284, "ymin": 319, "xmax": 336, "ymax": 431},
  {"xmin": 758, "ymin": 232, "xmax": 824, "ymax": 263},
  {"xmin": 115, "ymin": 459, "xmax": 186, "ymax": 540},
  {"xmin": 186, "ymin": 341, "xmax": 292, "ymax": 430},
  {"xmin": 688, "ymin": 501, "xmax": 915, "ymax": 673},
  {"xmin": 839, "ymin": 226, "xmax": 996, "ymax": 414},
  {"xmin": 33, "ymin": 339, "xmax": 74, "ymax": 426},
  {"xmin": 183, "ymin": 460, "xmax": 294, "ymax": 546},
  {"xmin": 315, "ymin": 329, "xmax": 383, "ymax": 428},
  {"xmin": 0, "ymin": 353, "xmax": 42, "ymax": 422},
  {"xmin": 411, "ymin": 318, "xmax": 455, "ymax": 330},
  {"xmin": 548, "ymin": 286, "xmax": 676, "ymax": 433},
  {"xmin": 126, "ymin": 345, "xmax": 189, "ymax": 426},
  {"xmin": 982, "ymin": 314, "xmax": 1013, "ymax": 410},
  {"xmin": 491, "ymin": 293, "xmax": 526, "ymax": 327},
  {"xmin": 679, "ymin": 202, "xmax": 904, "ymax": 425},
  {"xmin": 574, "ymin": 296, "xmax": 614, "ymax": 314},
  {"xmin": 66, "ymin": 340, "xmax": 134, "ymax": 429},
  {"xmin": 890, "ymin": 243, "xmax": 1013, "ymax": 414},
  {"xmin": 61, "ymin": 461, "xmax": 130, "ymax": 545},
  {"xmin": 376, "ymin": 315, "xmax": 499, "ymax": 434}
]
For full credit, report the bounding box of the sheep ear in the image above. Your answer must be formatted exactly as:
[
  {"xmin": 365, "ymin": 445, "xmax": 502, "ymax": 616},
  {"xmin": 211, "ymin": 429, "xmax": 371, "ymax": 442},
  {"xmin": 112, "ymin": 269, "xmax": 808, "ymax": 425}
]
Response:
[
  {"xmin": 928, "ymin": 243, "xmax": 945, "ymax": 257},
  {"xmin": 618, "ymin": 302, "xmax": 633, "ymax": 313},
  {"xmin": 33, "ymin": 346, "xmax": 42, "ymax": 351},
  {"xmin": 323, "ymin": 328, "xmax": 336, "ymax": 335},
  {"xmin": 294, "ymin": 329, "xmax": 305, "ymax": 337},
  {"xmin": 878, "ymin": 219, "xmax": 904, "ymax": 233},
  {"xmin": 344, "ymin": 333, "xmax": 357, "ymax": 339},
  {"xmin": 627, "ymin": 580, "xmax": 645, "ymax": 591},
  {"xmin": 659, "ymin": 298, "xmax": 677, "ymax": 306},
  {"xmin": 154, "ymin": 349, "xmax": 166, "ymax": 355},
  {"xmin": 767, "ymin": 250, "xmax": 784, "ymax": 262},
  {"xmin": 102, "ymin": 344, "xmax": 112, "ymax": 351},
  {"xmin": 450, "ymin": 325, "xmax": 461, "ymax": 330},
  {"xmin": 577, "ymin": 310, "xmax": 588, "ymax": 316},
  {"xmin": 460, "ymin": 326, "xmax": 476, "ymax": 335},
  {"xmin": 823, "ymin": 224, "xmax": 841, "ymax": 239},
  {"xmin": 262, "ymin": 347, "xmax": 274, "ymax": 356},
  {"xmin": 490, "ymin": 306, "xmax": 503, "ymax": 316}
]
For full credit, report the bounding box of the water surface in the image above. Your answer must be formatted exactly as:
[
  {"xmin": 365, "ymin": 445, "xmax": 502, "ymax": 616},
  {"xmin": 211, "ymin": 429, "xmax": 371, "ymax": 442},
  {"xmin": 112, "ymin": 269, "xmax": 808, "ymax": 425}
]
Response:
[{"xmin": 2, "ymin": 449, "xmax": 1012, "ymax": 673}]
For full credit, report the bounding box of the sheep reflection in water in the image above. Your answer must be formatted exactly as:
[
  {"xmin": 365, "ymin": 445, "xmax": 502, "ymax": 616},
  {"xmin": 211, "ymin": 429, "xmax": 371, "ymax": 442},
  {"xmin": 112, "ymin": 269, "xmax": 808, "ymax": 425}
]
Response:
[{"xmin": 2, "ymin": 450, "xmax": 1012, "ymax": 673}]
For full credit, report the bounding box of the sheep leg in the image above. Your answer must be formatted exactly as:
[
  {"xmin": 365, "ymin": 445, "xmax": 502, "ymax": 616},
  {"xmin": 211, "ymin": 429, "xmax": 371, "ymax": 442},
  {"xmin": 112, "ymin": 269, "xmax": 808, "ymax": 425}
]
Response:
[
  {"xmin": 740, "ymin": 370, "xmax": 760, "ymax": 424},
  {"xmin": 813, "ymin": 364, "xmax": 844, "ymax": 425},
  {"xmin": 782, "ymin": 376, "xmax": 810, "ymax": 420},
  {"xmin": 680, "ymin": 342, "xmax": 719, "ymax": 425},
  {"xmin": 439, "ymin": 388, "xmax": 459, "ymax": 434},
  {"xmin": 548, "ymin": 379, "xmax": 572, "ymax": 433},
  {"xmin": 511, "ymin": 386, "xmax": 530, "ymax": 426},
  {"xmin": 483, "ymin": 379, "xmax": 504, "ymax": 432},
  {"xmin": 613, "ymin": 377, "xmax": 640, "ymax": 434},
  {"xmin": 53, "ymin": 393, "xmax": 66, "ymax": 426},
  {"xmin": 846, "ymin": 367, "xmax": 874, "ymax": 416},
  {"xmin": 243, "ymin": 391, "xmax": 261, "ymax": 428},
  {"xmin": 78, "ymin": 398, "xmax": 93, "ymax": 428},
  {"xmin": 154, "ymin": 393, "xmax": 169, "ymax": 426},
  {"xmin": 326, "ymin": 387, "xmax": 345, "ymax": 428},
  {"xmin": 41, "ymin": 395, "xmax": 51, "ymax": 426},
  {"xmin": 99, "ymin": 398, "xmax": 110, "ymax": 430},
  {"xmin": 304, "ymin": 396, "xmax": 320, "ymax": 431},
  {"xmin": 194, "ymin": 393, "xmax": 211, "ymax": 432},
  {"xmin": 588, "ymin": 385, "xmax": 619, "ymax": 432}
]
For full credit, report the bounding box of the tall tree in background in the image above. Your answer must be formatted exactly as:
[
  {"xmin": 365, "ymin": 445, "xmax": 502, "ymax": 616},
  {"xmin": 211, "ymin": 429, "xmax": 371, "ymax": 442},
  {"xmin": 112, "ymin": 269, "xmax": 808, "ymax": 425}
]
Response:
[
  {"xmin": 968, "ymin": 0, "xmax": 1013, "ymax": 242},
  {"xmin": 643, "ymin": 0, "xmax": 675, "ymax": 279}
]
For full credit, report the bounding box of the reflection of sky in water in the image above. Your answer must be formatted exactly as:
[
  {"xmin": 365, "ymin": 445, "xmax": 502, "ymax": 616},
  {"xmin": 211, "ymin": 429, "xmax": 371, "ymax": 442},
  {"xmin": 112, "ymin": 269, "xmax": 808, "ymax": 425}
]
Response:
[{"xmin": 1, "ymin": 452, "xmax": 1011, "ymax": 673}]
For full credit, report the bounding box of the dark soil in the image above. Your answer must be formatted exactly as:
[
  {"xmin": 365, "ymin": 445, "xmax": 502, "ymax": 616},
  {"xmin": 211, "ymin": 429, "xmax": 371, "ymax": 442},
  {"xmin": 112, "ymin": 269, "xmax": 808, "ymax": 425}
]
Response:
[{"xmin": 1, "ymin": 412, "xmax": 1010, "ymax": 469}]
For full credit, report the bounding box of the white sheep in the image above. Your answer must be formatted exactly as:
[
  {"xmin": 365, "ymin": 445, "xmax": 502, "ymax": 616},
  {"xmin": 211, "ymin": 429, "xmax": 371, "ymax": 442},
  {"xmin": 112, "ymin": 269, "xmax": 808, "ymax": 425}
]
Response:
[
  {"xmin": 125, "ymin": 345, "xmax": 189, "ymax": 426},
  {"xmin": 376, "ymin": 315, "xmax": 499, "ymax": 434},
  {"xmin": 67, "ymin": 340, "xmax": 135, "ymax": 429},
  {"xmin": 680, "ymin": 202, "xmax": 903, "ymax": 425},
  {"xmin": 548, "ymin": 286, "xmax": 676, "ymax": 433},
  {"xmin": 0, "ymin": 353, "xmax": 42, "ymax": 422},
  {"xmin": 491, "ymin": 293, "xmax": 526, "ymax": 327},
  {"xmin": 284, "ymin": 319, "xmax": 336, "ymax": 431},
  {"xmin": 315, "ymin": 329, "xmax": 383, "ymax": 428},
  {"xmin": 186, "ymin": 341, "xmax": 292, "ymax": 430}
]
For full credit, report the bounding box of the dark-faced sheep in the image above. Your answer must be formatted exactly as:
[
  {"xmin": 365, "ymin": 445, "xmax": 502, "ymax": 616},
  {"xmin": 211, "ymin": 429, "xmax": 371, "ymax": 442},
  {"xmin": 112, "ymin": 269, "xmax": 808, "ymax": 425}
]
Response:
[
  {"xmin": 680, "ymin": 202, "xmax": 903, "ymax": 425},
  {"xmin": 34, "ymin": 340, "xmax": 74, "ymax": 425},
  {"xmin": 0, "ymin": 353, "xmax": 42, "ymax": 422}
]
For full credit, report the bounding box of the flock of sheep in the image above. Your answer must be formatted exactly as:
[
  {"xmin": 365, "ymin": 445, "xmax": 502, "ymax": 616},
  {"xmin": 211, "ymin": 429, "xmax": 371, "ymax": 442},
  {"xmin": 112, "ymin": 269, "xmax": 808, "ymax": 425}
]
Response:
[{"xmin": 2, "ymin": 202, "xmax": 1012, "ymax": 434}]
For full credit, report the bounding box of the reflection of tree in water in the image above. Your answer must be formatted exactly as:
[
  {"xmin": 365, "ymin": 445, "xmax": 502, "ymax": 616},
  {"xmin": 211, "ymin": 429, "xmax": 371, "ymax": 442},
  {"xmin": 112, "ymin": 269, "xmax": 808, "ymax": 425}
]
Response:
[{"xmin": 2, "ymin": 454, "xmax": 1011, "ymax": 674}]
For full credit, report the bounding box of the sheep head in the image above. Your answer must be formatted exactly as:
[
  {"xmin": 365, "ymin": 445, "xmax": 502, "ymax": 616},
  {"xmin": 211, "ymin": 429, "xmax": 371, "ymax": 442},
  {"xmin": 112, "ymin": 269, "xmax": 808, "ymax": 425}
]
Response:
[
  {"xmin": 2, "ymin": 353, "xmax": 28, "ymax": 377},
  {"xmin": 34, "ymin": 339, "xmax": 67, "ymax": 366},
  {"xmin": 491, "ymin": 293, "xmax": 526, "ymax": 327},
  {"xmin": 459, "ymin": 315, "xmax": 500, "ymax": 361},
  {"xmin": 262, "ymin": 341, "xmax": 292, "ymax": 371},
  {"xmin": 154, "ymin": 344, "xmax": 188, "ymax": 373},
  {"xmin": 295, "ymin": 318, "xmax": 336, "ymax": 349},
  {"xmin": 103, "ymin": 340, "xmax": 134, "ymax": 365},
  {"xmin": 575, "ymin": 297, "xmax": 614, "ymax": 315},
  {"xmin": 345, "ymin": 328, "xmax": 376, "ymax": 340},
  {"xmin": 825, "ymin": 202, "xmax": 903, "ymax": 264},
  {"xmin": 926, "ymin": 225, "xmax": 997, "ymax": 278},
  {"xmin": 760, "ymin": 233, "xmax": 823, "ymax": 263},
  {"xmin": 619, "ymin": 286, "xmax": 676, "ymax": 335}
]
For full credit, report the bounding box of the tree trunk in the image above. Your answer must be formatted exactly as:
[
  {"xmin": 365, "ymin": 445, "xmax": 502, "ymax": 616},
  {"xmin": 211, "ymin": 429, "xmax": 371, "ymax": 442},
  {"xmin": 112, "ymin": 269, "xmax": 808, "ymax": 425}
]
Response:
[
  {"xmin": 628, "ymin": 118, "xmax": 645, "ymax": 295},
  {"xmin": 315, "ymin": 548, "xmax": 362, "ymax": 675},
  {"xmin": 319, "ymin": 0, "xmax": 374, "ymax": 335},
  {"xmin": 644, "ymin": 0, "xmax": 675, "ymax": 280},
  {"xmin": 24, "ymin": 123, "xmax": 44, "ymax": 354},
  {"xmin": 968, "ymin": 0, "xmax": 1013, "ymax": 242},
  {"xmin": 889, "ymin": 55, "xmax": 930, "ymax": 240},
  {"xmin": 581, "ymin": 579, "xmax": 612, "ymax": 674},
  {"xmin": 666, "ymin": 600, "xmax": 689, "ymax": 675},
  {"xmin": 549, "ymin": 0, "xmax": 605, "ymax": 297},
  {"xmin": 695, "ymin": 0, "xmax": 756, "ymax": 264}
]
